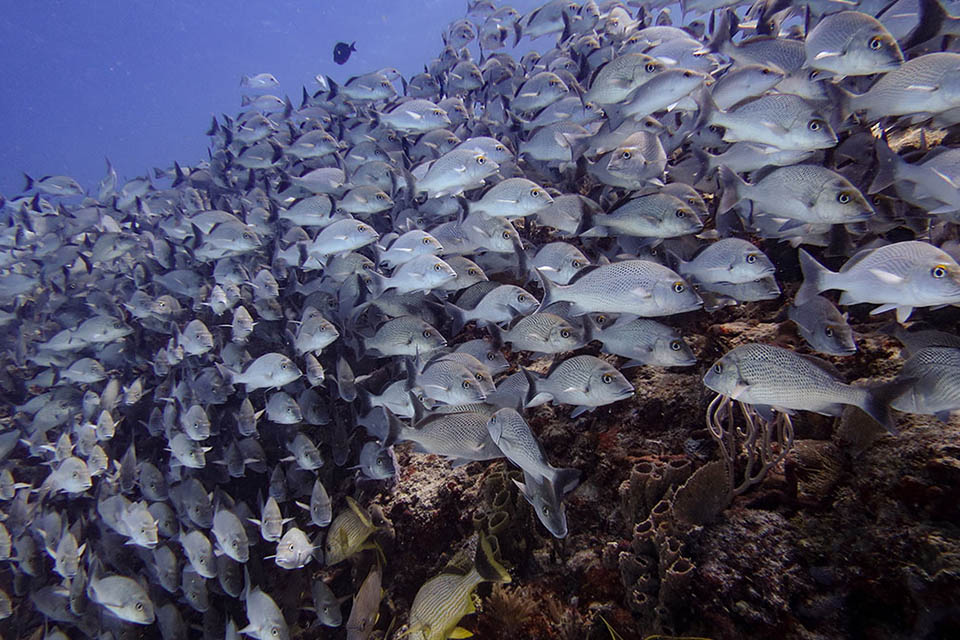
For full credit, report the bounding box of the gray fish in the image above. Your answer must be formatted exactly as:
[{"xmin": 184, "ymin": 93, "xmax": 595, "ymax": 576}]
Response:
[
  {"xmin": 180, "ymin": 528, "xmax": 216, "ymax": 579},
  {"xmin": 414, "ymin": 149, "xmax": 499, "ymax": 199},
  {"xmin": 87, "ymin": 570, "xmax": 155, "ymax": 625},
  {"xmin": 528, "ymin": 242, "xmax": 591, "ymax": 285},
  {"xmin": 585, "ymin": 53, "xmax": 667, "ymax": 105},
  {"xmin": 486, "ymin": 408, "xmax": 579, "ymax": 490},
  {"xmin": 525, "ymin": 354, "xmax": 635, "ymax": 417},
  {"xmin": 213, "ymin": 507, "xmax": 250, "ymax": 563},
  {"xmin": 581, "ymin": 191, "xmax": 701, "ymax": 240},
  {"xmin": 538, "ymin": 260, "xmax": 702, "ymax": 317},
  {"xmin": 514, "ymin": 469, "xmax": 577, "ymax": 539},
  {"xmin": 489, "ymin": 312, "xmax": 583, "ymax": 354},
  {"xmin": 312, "ymin": 579, "xmax": 344, "ymax": 627},
  {"xmin": 356, "ymin": 441, "xmax": 398, "ymax": 481},
  {"xmin": 704, "ymin": 343, "xmax": 899, "ymax": 431},
  {"xmin": 699, "ymin": 92, "xmax": 838, "ymax": 151},
  {"xmin": 363, "ymin": 315, "xmax": 446, "ymax": 358},
  {"xmin": 673, "ymin": 238, "xmax": 776, "ymax": 285},
  {"xmin": 389, "ymin": 405, "xmax": 502, "ymax": 466},
  {"xmin": 468, "ymin": 177, "xmax": 553, "ymax": 218},
  {"xmin": 219, "ymin": 353, "xmax": 302, "ymax": 392},
  {"xmin": 720, "ymin": 164, "xmax": 873, "ymax": 225},
  {"xmin": 587, "ymin": 315, "xmax": 696, "ymax": 368},
  {"xmin": 788, "ymin": 296, "xmax": 857, "ymax": 356},
  {"xmin": 266, "ymin": 391, "xmax": 303, "ymax": 424},
  {"xmin": 838, "ymin": 52, "xmax": 960, "ymax": 121},
  {"xmin": 345, "ymin": 564, "xmax": 382, "ymax": 640},
  {"xmin": 242, "ymin": 582, "xmax": 290, "ymax": 640},
  {"xmin": 296, "ymin": 476, "xmax": 332, "ymax": 528},
  {"xmin": 804, "ymin": 11, "xmax": 903, "ymax": 77},
  {"xmin": 891, "ymin": 347, "xmax": 960, "ymax": 421},
  {"xmin": 797, "ymin": 242, "xmax": 960, "ymax": 323},
  {"xmin": 273, "ymin": 527, "xmax": 316, "ymax": 569},
  {"xmin": 446, "ymin": 284, "xmax": 539, "ymax": 332}
]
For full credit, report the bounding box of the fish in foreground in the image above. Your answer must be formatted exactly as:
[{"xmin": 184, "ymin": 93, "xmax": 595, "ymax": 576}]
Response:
[
  {"xmin": 703, "ymin": 343, "xmax": 901, "ymax": 433},
  {"xmin": 796, "ymin": 242, "xmax": 960, "ymax": 323},
  {"xmin": 333, "ymin": 41, "xmax": 357, "ymax": 64},
  {"xmin": 403, "ymin": 535, "xmax": 510, "ymax": 640}
]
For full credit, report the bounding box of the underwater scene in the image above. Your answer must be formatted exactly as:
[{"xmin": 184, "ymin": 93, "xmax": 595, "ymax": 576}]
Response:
[{"xmin": 2, "ymin": 0, "xmax": 960, "ymax": 638}]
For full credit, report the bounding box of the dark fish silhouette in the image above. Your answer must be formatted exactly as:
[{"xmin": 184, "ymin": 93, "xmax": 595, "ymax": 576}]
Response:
[{"xmin": 333, "ymin": 41, "xmax": 356, "ymax": 65}]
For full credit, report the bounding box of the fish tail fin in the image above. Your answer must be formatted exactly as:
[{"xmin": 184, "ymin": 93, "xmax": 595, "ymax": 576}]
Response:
[
  {"xmin": 326, "ymin": 77, "xmax": 339, "ymax": 100},
  {"xmin": 366, "ymin": 270, "xmax": 387, "ymax": 297},
  {"xmin": 475, "ymin": 533, "xmax": 511, "ymax": 584},
  {"xmin": 486, "ymin": 322, "xmax": 505, "ymax": 349},
  {"xmin": 700, "ymin": 8, "xmax": 735, "ymax": 55},
  {"xmin": 718, "ymin": 165, "xmax": 747, "ymax": 214},
  {"xmin": 692, "ymin": 84, "xmax": 718, "ymax": 133},
  {"xmin": 823, "ymin": 81, "xmax": 855, "ymax": 125},
  {"xmin": 691, "ymin": 145, "xmax": 714, "ymax": 179},
  {"xmin": 550, "ymin": 467, "xmax": 581, "ymax": 498},
  {"xmin": 350, "ymin": 41, "xmax": 357, "ymax": 51},
  {"xmin": 859, "ymin": 380, "xmax": 911, "ymax": 434},
  {"xmin": 534, "ymin": 268, "xmax": 560, "ymax": 312},
  {"xmin": 240, "ymin": 75, "xmax": 248, "ymax": 86},
  {"xmin": 23, "ymin": 173, "xmax": 34, "ymax": 193},
  {"xmin": 795, "ymin": 249, "xmax": 831, "ymax": 306},
  {"xmin": 869, "ymin": 132, "xmax": 900, "ymax": 194},
  {"xmin": 444, "ymin": 301, "xmax": 468, "ymax": 335}
]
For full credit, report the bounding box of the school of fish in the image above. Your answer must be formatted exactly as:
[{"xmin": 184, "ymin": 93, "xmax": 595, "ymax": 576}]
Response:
[{"xmin": 2, "ymin": 0, "xmax": 960, "ymax": 637}]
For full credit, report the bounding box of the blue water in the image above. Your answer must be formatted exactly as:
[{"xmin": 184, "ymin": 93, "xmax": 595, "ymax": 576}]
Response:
[{"xmin": 0, "ymin": 0, "xmax": 539, "ymax": 197}]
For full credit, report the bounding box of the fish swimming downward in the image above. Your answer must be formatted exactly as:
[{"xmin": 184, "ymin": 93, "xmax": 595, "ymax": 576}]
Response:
[{"xmin": 2, "ymin": 0, "xmax": 959, "ymax": 638}]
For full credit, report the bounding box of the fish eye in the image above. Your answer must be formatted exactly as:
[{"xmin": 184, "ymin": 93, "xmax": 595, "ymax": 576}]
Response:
[
  {"xmin": 808, "ymin": 119, "xmax": 823, "ymax": 131},
  {"xmin": 271, "ymin": 628, "xmax": 280, "ymax": 637},
  {"xmin": 621, "ymin": 151, "xmax": 631, "ymax": 159},
  {"xmin": 462, "ymin": 380, "xmax": 471, "ymax": 389},
  {"xmin": 356, "ymin": 224, "xmax": 365, "ymax": 232},
  {"xmin": 467, "ymin": 268, "xmax": 478, "ymax": 275},
  {"xmin": 517, "ymin": 294, "xmax": 526, "ymax": 302},
  {"xmin": 837, "ymin": 192, "xmax": 851, "ymax": 204},
  {"xmin": 433, "ymin": 109, "xmax": 443, "ymax": 116},
  {"xmin": 932, "ymin": 265, "xmax": 948, "ymax": 279},
  {"xmin": 135, "ymin": 602, "xmax": 143, "ymax": 611},
  {"xmin": 495, "ymin": 144, "xmax": 505, "ymax": 152},
  {"xmin": 670, "ymin": 340, "xmax": 682, "ymax": 351},
  {"xmin": 423, "ymin": 329, "xmax": 433, "ymax": 338},
  {"xmin": 824, "ymin": 327, "xmax": 834, "ymax": 337},
  {"xmin": 713, "ymin": 363, "xmax": 723, "ymax": 374},
  {"xmin": 530, "ymin": 188, "xmax": 541, "ymax": 198},
  {"xmin": 434, "ymin": 263, "xmax": 442, "ymax": 271},
  {"xmin": 501, "ymin": 231, "xmax": 511, "ymax": 239},
  {"xmin": 422, "ymin": 237, "xmax": 432, "ymax": 244},
  {"xmin": 380, "ymin": 81, "xmax": 390, "ymax": 88},
  {"xmin": 475, "ymin": 373, "xmax": 484, "ymax": 381},
  {"xmin": 601, "ymin": 373, "xmax": 613, "ymax": 384},
  {"xmin": 376, "ymin": 194, "xmax": 385, "ymax": 200},
  {"xmin": 673, "ymin": 282, "xmax": 685, "ymax": 293},
  {"xmin": 761, "ymin": 67, "xmax": 772, "ymax": 75},
  {"xmin": 281, "ymin": 362, "xmax": 289, "ymax": 369},
  {"xmin": 645, "ymin": 62, "xmax": 658, "ymax": 73},
  {"xmin": 869, "ymin": 36, "xmax": 883, "ymax": 50},
  {"xmin": 475, "ymin": 156, "xmax": 486, "ymax": 165},
  {"xmin": 572, "ymin": 259, "xmax": 584, "ymax": 268},
  {"xmin": 675, "ymin": 209, "xmax": 685, "ymax": 218},
  {"xmin": 683, "ymin": 71, "xmax": 693, "ymax": 78},
  {"xmin": 243, "ymin": 232, "xmax": 252, "ymax": 240},
  {"xmin": 560, "ymin": 329, "xmax": 571, "ymax": 338},
  {"xmin": 809, "ymin": 70, "xmax": 821, "ymax": 80}
]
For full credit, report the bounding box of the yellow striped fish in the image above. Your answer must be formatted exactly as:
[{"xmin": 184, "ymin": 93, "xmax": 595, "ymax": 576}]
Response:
[
  {"xmin": 402, "ymin": 535, "xmax": 510, "ymax": 640},
  {"xmin": 325, "ymin": 497, "xmax": 378, "ymax": 565}
]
